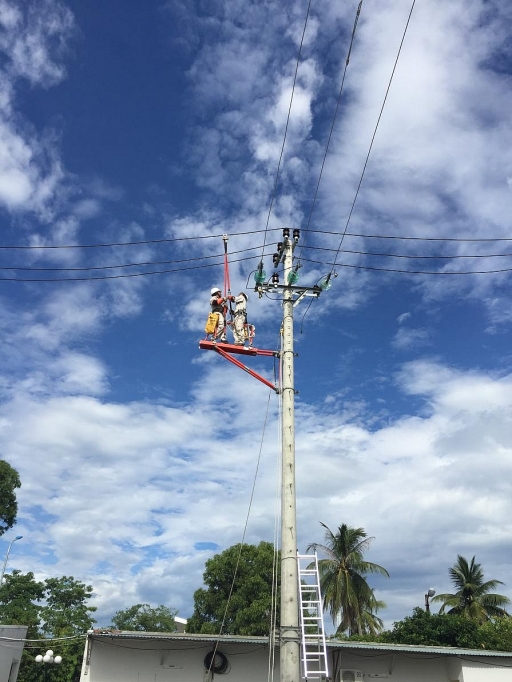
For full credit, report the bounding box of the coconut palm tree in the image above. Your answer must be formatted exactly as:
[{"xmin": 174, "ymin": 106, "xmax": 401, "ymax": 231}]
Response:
[
  {"xmin": 307, "ymin": 522, "xmax": 389, "ymax": 636},
  {"xmin": 432, "ymin": 555, "xmax": 510, "ymax": 622}
]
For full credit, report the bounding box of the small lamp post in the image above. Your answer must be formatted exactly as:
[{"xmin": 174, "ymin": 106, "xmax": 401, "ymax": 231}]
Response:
[
  {"xmin": 425, "ymin": 588, "xmax": 435, "ymax": 613},
  {"xmin": 0, "ymin": 535, "xmax": 23, "ymax": 584},
  {"xmin": 35, "ymin": 650, "xmax": 62, "ymax": 680}
]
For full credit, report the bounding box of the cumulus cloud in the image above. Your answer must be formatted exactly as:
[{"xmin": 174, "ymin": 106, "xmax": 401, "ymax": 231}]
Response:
[
  {"xmin": 0, "ymin": 0, "xmax": 76, "ymax": 218},
  {"xmin": 0, "ymin": 0, "xmax": 75, "ymax": 87},
  {"xmin": 393, "ymin": 326, "xmax": 431, "ymax": 350},
  {"xmin": 2, "ymin": 358, "xmax": 512, "ymax": 626}
]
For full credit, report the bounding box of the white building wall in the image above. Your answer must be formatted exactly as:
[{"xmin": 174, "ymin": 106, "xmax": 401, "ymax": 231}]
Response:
[
  {"xmin": 461, "ymin": 659, "xmax": 512, "ymax": 682},
  {"xmin": 0, "ymin": 625, "xmax": 27, "ymax": 682},
  {"xmin": 332, "ymin": 649, "xmax": 452, "ymax": 682},
  {"xmin": 80, "ymin": 637, "xmax": 277, "ymax": 682},
  {"xmin": 80, "ymin": 635, "xmax": 512, "ymax": 682}
]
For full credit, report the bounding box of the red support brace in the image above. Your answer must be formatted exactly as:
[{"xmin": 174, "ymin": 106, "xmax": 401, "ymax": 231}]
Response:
[{"xmin": 214, "ymin": 346, "xmax": 277, "ymax": 392}]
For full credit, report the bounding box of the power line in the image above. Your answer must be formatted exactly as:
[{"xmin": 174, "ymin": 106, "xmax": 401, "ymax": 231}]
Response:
[
  {"xmin": 1, "ymin": 226, "xmax": 511, "ymax": 253},
  {"xmin": 301, "ymin": 244, "xmax": 512, "ymax": 259},
  {"xmin": 0, "ymin": 253, "xmax": 264, "ymax": 282},
  {"xmin": 5, "ymin": 250, "xmax": 511, "ymax": 282},
  {"xmin": 0, "ymin": 243, "xmax": 276, "ymax": 272},
  {"xmin": 301, "ymin": 255, "xmax": 512, "ymax": 275},
  {"xmin": 330, "ymin": 0, "xmax": 418, "ymax": 276},
  {"xmin": 0, "ymin": 227, "xmax": 281, "ymax": 251},
  {"xmin": 299, "ymin": 0, "xmax": 364, "ymax": 253},
  {"xmin": 260, "ymin": 0, "xmax": 312, "ymax": 260},
  {"xmin": 309, "ymin": 229, "xmax": 512, "ymax": 243}
]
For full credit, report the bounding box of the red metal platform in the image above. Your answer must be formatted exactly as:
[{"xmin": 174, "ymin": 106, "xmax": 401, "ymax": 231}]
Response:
[{"xmin": 199, "ymin": 340, "xmax": 276, "ymax": 357}]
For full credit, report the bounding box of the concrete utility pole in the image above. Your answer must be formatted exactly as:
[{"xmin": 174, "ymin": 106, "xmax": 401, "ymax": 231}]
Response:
[
  {"xmin": 256, "ymin": 228, "xmax": 330, "ymax": 682},
  {"xmin": 279, "ymin": 236, "xmax": 300, "ymax": 682}
]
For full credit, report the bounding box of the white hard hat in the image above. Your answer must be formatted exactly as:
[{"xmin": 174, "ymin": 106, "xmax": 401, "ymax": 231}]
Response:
[{"xmin": 211, "ymin": 287, "xmax": 221, "ymax": 295}]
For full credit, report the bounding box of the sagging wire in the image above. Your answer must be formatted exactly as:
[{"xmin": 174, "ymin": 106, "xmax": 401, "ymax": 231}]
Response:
[
  {"xmin": 208, "ymin": 389, "xmax": 275, "ymax": 679},
  {"xmin": 298, "ymin": 0, "xmax": 364, "ymax": 259},
  {"xmin": 258, "ymin": 0, "xmax": 313, "ymax": 275},
  {"xmin": 0, "ymin": 227, "xmax": 283, "ymax": 251},
  {"xmin": 330, "ymin": 0, "xmax": 418, "ymax": 281}
]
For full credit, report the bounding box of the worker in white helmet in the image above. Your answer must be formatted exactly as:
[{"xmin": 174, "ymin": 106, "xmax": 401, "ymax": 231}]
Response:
[
  {"xmin": 232, "ymin": 292, "xmax": 249, "ymax": 345},
  {"xmin": 208, "ymin": 287, "xmax": 233, "ymax": 342}
]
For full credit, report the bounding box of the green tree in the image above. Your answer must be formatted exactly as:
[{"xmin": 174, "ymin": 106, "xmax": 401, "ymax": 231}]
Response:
[
  {"xmin": 41, "ymin": 576, "xmax": 96, "ymax": 637},
  {"xmin": 479, "ymin": 617, "xmax": 512, "ymax": 651},
  {"xmin": 13, "ymin": 575, "xmax": 96, "ymax": 682},
  {"xmin": 0, "ymin": 570, "xmax": 44, "ymax": 638},
  {"xmin": 187, "ymin": 541, "xmax": 280, "ymax": 636},
  {"xmin": 111, "ymin": 603, "xmax": 178, "ymax": 632},
  {"xmin": 0, "ymin": 460, "xmax": 21, "ymax": 536},
  {"xmin": 432, "ymin": 555, "xmax": 510, "ymax": 622},
  {"xmin": 380, "ymin": 607, "xmax": 482, "ymax": 648},
  {"xmin": 307, "ymin": 522, "xmax": 389, "ymax": 636}
]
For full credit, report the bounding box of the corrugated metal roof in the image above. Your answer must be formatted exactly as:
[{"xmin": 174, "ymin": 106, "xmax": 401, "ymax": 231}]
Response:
[
  {"xmin": 90, "ymin": 631, "xmax": 270, "ymax": 645},
  {"xmin": 89, "ymin": 631, "xmax": 512, "ymax": 658},
  {"xmin": 327, "ymin": 640, "xmax": 512, "ymax": 658}
]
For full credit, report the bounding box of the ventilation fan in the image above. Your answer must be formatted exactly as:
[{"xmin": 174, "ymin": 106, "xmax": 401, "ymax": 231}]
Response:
[{"xmin": 340, "ymin": 670, "xmax": 363, "ymax": 682}]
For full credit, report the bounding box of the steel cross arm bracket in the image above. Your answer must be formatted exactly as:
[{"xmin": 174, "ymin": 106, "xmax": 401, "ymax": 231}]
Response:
[{"xmin": 257, "ymin": 284, "xmax": 322, "ymax": 295}]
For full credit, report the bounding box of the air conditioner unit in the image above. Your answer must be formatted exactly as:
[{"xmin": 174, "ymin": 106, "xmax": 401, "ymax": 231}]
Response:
[{"xmin": 340, "ymin": 670, "xmax": 364, "ymax": 682}]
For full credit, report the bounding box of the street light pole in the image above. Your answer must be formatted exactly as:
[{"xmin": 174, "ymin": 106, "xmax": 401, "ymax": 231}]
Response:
[
  {"xmin": 35, "ymin": 649, "xmax": 62, "ymax": 681},
  {"xmin": 0, "ymin": 535, "xmax": 23, "ymax": 584},
  {"xmin": 425, "ymin": 588, "xmax": 435, "ymax": 613}
]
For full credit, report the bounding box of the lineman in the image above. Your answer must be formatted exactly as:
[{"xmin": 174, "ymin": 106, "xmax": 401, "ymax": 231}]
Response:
[
  {"xmin": 207, "ymin": 287, "xmax": 233, "ymax": 342},
  {"xmin": 232, "ymin": 292, "xmax": 249, "ymax": 345}
]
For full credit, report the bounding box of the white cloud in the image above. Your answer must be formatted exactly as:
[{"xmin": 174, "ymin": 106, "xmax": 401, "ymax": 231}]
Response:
[
  {"xmin": 0, "ymin": 0, "xmax": 75, "ymax": 87},
  {"xmin": 0, "ymin": 1, "xmax": 75, "ymax": 217},
  {"xmin": 1, "ymin": 358, "xmax": 511, "ymax": 628},
  {"xmin": 72, "ymin": 199, "xmax": 102, "ymax": 220},
  {"xmin": 49, "ymin": 352, "xmax": 109, "ymax": 396},
  {"xmin": 393, "ymin": 326, "xmax": 430, "ymax": 350}
]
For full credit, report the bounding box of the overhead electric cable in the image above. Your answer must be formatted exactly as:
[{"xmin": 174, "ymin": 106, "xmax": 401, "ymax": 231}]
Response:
[
  {"xmin": 208, "ymin": 390, "xmax": 274, "ymax": 676},
  {"xmin": 300, "ymin": 245, "xmax": 512, "ymax": 259},
  {"xmin": 0, "ymin": 227, "xmax": 282, "ymax": 251},
  {"xmin": 1, "ymin": 227, "xmax": 510, "ymax": 252},
  {"xmin": 4, "ymin": 251, "xmax": 509, "ymax": 282},
  {"xmin": 300, "ymin": 255, "xmax": 512, "ymax": 275},
  {"xmin": 0, "ymin": 253, "xmax": 265, "ymax": 282},
  {"xmin": 306, "ymin": 230, "xmax": 512, "ymax": 242},
  {"xmin": 298, "ymin": 0, "xmax": 363, "ymax": 256},
  {"xmin": 0, "ymin": 244, "xmax": 276, "ymax": 272},
  {"xmin": 330, "ymin": 0, "xmax": 417, "ymax": 277},
  {"xmin": 260, "ymin": 0, "xmax": 312, "ymax": 262}
]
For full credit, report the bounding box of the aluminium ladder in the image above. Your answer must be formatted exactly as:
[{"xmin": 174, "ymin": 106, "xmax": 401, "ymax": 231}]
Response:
[{"xmin": 297, "ymin": 552, "xmax": 329, "ymax": 680}]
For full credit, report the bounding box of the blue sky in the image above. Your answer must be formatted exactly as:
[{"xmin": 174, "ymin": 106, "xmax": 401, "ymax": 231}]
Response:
[{"xmin": 1, "ymin": 0, "xmax": 512, "ymax": 631}]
